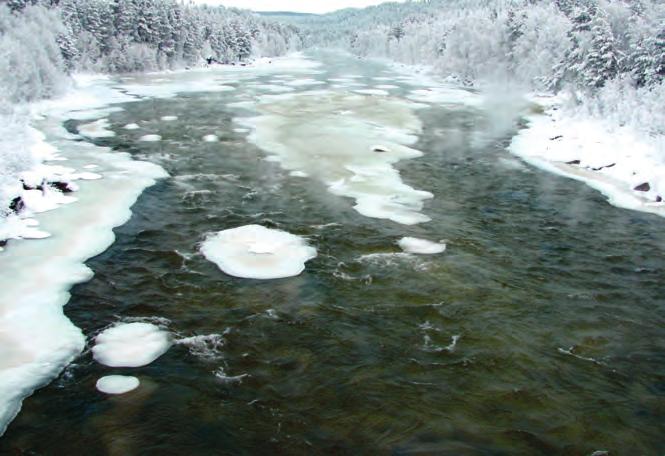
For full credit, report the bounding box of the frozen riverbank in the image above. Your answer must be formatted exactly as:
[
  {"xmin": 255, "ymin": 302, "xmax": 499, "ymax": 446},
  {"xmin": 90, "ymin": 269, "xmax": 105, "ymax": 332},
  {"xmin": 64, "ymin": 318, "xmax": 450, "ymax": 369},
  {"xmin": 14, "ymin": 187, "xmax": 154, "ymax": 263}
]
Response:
[
  {"xmin": 384, "ymin": 57, "xmax": 665, "ymax": 218},
  {"xmin": 510, "ymin": 94, "xmax": 665, "ymax": 218},
  {"xmin": 0, "ymin": 52, "xmax": 328, "ymax": 435},
  {"xmin": 0, "ymin": 74, "xmax": 167, "ymax": 434}
]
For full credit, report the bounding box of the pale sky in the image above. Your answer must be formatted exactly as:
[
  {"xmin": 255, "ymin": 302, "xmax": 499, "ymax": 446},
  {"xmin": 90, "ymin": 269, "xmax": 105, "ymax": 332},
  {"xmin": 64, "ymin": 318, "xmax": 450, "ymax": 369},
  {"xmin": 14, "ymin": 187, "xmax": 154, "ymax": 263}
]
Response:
[{"xmin": 191, "ymin": 0, "xmax": 404, "ymax": 15}]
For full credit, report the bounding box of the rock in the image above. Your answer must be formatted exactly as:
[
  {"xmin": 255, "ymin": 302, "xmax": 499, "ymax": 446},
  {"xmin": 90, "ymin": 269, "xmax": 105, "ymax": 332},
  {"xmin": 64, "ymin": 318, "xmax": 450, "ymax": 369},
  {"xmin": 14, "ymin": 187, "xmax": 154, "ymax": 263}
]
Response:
[
  {"xmin": 566, "ymin": 160, "xmax": 581, "ymax": 165},
  {"xmin": 9, "ymin": 196, "xmax": 24, "ymax": 214},
  {"xmin": 49, "ymin": 181, "xmax": 74, "ymax": 193},
  {"xmin": 634, "ymin": 182, "xmax": 650, "ymax": 192},
  {"xmin": 21, "ymin": 180, "xmax": 44, "ymax": 192},
  {"xmin": 656, "ymin": 195, "xmax": 662, "ymax": 203},
  {"xmin": 591, "ymin": 163, "xmax": 615, "ymax": 171},
  {"xmin": 0, "ymin": 239, "xmax": 7, "ymax": 247},
  {"xmin": 372, "ymin": 145, "xmax": 390, "ymax": 153},
  {"xmin": 549, "ymin": 135, "xmax": 563, "ymax": 140}
]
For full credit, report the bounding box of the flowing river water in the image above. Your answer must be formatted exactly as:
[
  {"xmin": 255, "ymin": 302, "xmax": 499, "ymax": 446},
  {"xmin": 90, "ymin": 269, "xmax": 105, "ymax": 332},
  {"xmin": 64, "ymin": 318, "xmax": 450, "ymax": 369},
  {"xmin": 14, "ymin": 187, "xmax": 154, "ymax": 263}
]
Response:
[{"xmin": 1, "ymin": 52, "xmax": 664, "ymax": 454}]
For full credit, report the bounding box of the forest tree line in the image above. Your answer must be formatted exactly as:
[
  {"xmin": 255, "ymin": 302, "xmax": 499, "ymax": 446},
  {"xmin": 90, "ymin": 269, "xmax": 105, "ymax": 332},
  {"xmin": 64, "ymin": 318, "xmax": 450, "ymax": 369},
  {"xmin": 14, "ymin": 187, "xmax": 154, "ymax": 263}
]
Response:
[
  {"xmin": 297, "ymin": 0, "xmax": 665, "ymax": 134},
  {"xmin": 1, "ymin": 0, "xmax": 303, "ymax": 103}
]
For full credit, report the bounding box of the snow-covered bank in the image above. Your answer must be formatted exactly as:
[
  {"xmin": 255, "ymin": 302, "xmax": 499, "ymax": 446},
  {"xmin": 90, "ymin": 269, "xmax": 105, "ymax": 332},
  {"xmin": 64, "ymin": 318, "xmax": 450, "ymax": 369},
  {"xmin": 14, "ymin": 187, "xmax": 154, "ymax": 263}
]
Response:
[
  {"xmin": 0, "ymin": 75, "xmax": 167, "ymax": 435},
  {"xmin": 511, "ymin": 95, "xmax": 665, "ymax": 218},
  {"xmin": 378, "ymin": 56, "xmax": 665, "ymax": 219},
  {"xmin": 0, "ymin": 51, "xmax": 337, "ymax": 435}
]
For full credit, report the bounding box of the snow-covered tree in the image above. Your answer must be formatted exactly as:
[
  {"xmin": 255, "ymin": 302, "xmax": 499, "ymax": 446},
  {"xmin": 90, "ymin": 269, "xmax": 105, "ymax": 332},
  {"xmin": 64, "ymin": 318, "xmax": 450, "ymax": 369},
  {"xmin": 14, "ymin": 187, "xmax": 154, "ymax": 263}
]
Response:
[{"xmin": 582, "ymin": 11, "xmax": 623, "ymax": 89}]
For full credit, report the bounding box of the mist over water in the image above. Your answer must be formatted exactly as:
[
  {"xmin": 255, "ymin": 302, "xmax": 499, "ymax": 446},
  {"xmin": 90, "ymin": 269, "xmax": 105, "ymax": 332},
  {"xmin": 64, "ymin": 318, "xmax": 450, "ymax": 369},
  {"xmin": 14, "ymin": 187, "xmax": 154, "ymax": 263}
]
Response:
[{"xmin": 2, "ymin": 52, "xmax": 664, "ymax": 454}]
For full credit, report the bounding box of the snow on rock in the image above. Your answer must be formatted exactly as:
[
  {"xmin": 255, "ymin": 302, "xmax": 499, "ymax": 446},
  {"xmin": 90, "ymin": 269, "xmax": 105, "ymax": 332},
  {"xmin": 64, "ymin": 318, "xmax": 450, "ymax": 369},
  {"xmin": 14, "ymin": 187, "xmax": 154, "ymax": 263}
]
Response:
[
  {"xmin": 200, "ymin": 225, "xmax": 317, "ymax": 280},
  {"xmin": 21, "ymin": 188, "xmax": 76, "ymax": 214},
  {"xmin": 202, "ymin": 134, "xmax": 219, "ymax": 142},
  {"xmin": 139, "ymin": 134, "xmax": 162, "ymax": 142},
  {"xmin": 92, "ymin": 322, "xmax": 171, "ymax": 368},
  {"xmin": 96, "ymin": 375, "xmax": 140, "ymax": 395},
  {"xmin": 77, "ymin": 118, "xmax": 116, "ymax": 138},
  {"xmin": 235, "ymin": 90, "xmax": 432, "ymax": 225},
  {"xmin": 510, "ymin": 95, "xmax": 665, "ymax": 218},
  {"xmin": 398, "ymin": 237, "xmax": 446, "ymax": 254}
]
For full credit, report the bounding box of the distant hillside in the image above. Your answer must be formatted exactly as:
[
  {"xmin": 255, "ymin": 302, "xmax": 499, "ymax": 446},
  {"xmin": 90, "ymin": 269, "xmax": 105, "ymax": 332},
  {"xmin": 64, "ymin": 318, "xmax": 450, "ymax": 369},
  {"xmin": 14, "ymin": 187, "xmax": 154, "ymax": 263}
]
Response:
[{"xmin": 257, "ymin": 11, "xmax": 319, "ymax": 17}]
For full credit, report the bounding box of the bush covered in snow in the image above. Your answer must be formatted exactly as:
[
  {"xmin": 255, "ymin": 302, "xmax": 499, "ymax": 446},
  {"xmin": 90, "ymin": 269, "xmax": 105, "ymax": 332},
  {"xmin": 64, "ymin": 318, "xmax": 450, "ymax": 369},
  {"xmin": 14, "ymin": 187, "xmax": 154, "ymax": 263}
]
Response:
[{"xmin": 0, "ymin": 4, "xmax": 68, "ymax": 103}]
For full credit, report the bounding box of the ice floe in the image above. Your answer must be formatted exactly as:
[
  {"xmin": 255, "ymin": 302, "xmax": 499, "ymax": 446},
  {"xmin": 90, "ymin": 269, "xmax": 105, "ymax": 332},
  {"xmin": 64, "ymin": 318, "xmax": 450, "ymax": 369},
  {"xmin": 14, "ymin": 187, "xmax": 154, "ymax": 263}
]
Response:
[
  {"xmin": 398, "ymin": 237, "xmax": 446, "ymax": 254},
  {"xmin": 78, "ymin": 118, "xmax": 115, "ymax": 138},
  {"xmin": 285, "ymin": 78, "xmax": 326, "ymax": 87},
  {"xmin": 407, "ymin": 87, "xmax": 483, "ymax": 107},
  {"xmin": 200, "ymin": 224, "xmax": 317, "ymax": 280},
  {"xmin": 139, "ymin": 134, "xmax": 162, "ymax": 142},
  {"xmin": 96, "ymin": 375, "xmax": 140, "ymax": 395},
  {"xmin": 92, "ymin": 322, "xmax": 171, "ymax": 368},
  {"xmin": 123, "ymin": 123, "xmax": 140, "ymax": 130},
  {"xmin": 354, "ymin": 89, "xmax": 389, "ymax": 96},
  {"xmin": 235, "ymin": 90, "xmax": 432, "ymax": 225}
]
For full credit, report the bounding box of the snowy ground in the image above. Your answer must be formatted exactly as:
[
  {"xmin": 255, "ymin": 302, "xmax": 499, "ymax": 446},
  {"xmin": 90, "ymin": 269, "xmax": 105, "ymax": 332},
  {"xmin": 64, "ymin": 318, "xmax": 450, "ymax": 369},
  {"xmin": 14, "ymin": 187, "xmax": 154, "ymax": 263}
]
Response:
[{"xmin": 511, "ymin": 94, "xmax": 665, "ymax": 217}]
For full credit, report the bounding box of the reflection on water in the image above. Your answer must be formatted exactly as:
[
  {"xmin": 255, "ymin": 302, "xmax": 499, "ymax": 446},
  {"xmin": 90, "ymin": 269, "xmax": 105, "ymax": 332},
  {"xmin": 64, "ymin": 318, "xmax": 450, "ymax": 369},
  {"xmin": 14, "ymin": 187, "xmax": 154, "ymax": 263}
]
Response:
[{"xmin": 2, "ymin": 53, "xmax": 664, "ymax": 454}]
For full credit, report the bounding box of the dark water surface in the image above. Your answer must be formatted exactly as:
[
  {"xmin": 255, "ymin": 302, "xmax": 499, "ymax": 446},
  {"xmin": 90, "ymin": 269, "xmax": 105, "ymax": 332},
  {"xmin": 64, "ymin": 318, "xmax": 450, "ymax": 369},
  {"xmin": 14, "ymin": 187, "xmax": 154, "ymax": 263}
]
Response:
[{"xmin": 2, "ymin": 53, "xmax": 664, "ymax": 455}]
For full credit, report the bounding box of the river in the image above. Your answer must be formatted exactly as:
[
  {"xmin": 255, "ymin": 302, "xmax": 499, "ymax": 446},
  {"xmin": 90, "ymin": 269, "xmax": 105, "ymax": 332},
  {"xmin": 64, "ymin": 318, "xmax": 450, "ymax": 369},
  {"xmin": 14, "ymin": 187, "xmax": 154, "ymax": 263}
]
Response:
[{"xmin": 1, "ymin": 51, "xmax": 664, "ymax": 454}]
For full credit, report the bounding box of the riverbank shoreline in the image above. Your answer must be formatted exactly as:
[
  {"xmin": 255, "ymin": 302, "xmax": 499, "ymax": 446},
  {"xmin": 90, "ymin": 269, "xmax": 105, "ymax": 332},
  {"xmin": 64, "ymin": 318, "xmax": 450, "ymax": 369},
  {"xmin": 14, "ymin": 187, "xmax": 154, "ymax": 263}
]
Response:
[{"xmin": 379, "ymin": 57, "xmax": 665, "ymax": 218}]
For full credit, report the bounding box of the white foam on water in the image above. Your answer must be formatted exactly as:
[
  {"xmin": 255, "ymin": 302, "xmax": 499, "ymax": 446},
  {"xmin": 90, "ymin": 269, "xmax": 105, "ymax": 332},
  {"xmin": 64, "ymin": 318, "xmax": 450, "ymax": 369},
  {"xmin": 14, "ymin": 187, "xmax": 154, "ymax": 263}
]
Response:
[
  {"xmin": 139, "ymin": 134, "xmax": 162, "ymax": 142},
  {"xmin": 160, "ymin": 115, "xmax": 178, "ymax": 121},
  {"xmin": 78, "ymin": 118, "xmax": 115, "ymax": 138},
  {"xmin": 236, "ymin": 90, "xmax": 432, "ymax": 225},
  {"xmin": 398, "ymin": 237, "xmax": 446, "ymax": 254},
  {"xmin": 200, "ymin": 224, "xmax": 317, "ymax": 280},
  {"xmin": 356, "ymin": 252, "xmax": 431, "ymax": 271},
  {"xmin": 375, "ymin": 84, "xmax": 399, "ymax": 90},
  {"xmin": 92, "ymin": 322, "xmax": 171, "ymax": 368},
  {"xmin": 0, "ymin": 75, "xmax": 167, "ymax": 434},
  {"xmin": 202, "ymin": 134, "xmax": 219, "ymax": 142},
  {"xmin": 96, "ymin": 375, "xmax": 140, "ymax": 395},
  {"xmin": 176, "ymin": 333, "xmax": 226, "ymax": 361},
  {"xmin": 123, "ymin": 123, "xmax": 140, "ymax": 130}
]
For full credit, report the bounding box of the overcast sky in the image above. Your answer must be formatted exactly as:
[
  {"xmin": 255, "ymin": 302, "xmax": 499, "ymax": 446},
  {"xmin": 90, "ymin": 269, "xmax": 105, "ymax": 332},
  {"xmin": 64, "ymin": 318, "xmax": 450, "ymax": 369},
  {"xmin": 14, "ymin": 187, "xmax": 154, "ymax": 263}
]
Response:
[{"xmin": 190, "ymin": 0, "xmax": 404, "ymax": 15}]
